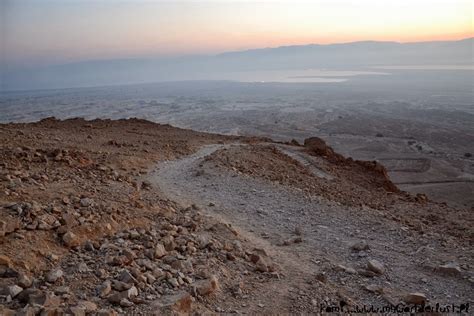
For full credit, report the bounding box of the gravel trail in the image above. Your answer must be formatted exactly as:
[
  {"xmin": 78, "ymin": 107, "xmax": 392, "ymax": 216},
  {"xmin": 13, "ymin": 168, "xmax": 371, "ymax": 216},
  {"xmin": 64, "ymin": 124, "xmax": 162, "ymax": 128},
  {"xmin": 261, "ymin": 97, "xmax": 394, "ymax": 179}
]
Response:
[{"xmin": 150, "ymin": 143, "xmax": 473, "ymax": 312}]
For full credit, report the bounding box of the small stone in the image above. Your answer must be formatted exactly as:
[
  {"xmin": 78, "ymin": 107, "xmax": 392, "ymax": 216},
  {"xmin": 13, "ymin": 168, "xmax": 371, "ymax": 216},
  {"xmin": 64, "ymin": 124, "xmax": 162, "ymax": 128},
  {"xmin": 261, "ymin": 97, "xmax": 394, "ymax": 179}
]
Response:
[
  {"xmin": 315, "ymin": 273, "xmax": 327, "ymax": 283},
  {"xmin": 124, "ymin": 286, "xmax": 138, "ymax": 299},
  {"xmin": 97, "ymin": 309, "xmax": 117, "ymax": 316},
  {"xmin": 97, "ymin": 281, "xmax": 112, "ymax": 298},
  {"xmin": 0, "ymin": 255, "xmax": 12, "ymax": 267},
  {"xmin": 152, "ymin": 291, "xmax": 192, "ymax": 314},
  {"xmin": 168, "ymin": 277, "xmax": 179, "ymax": 287},
  {"xmin": 154, "ymin": 243, "xmax": 167, "ymax": 259},
  {"xmin": 112, "ymin": 280, "xmax": 132, "ymax": 291},
  {"xmin": 84, "ymin": 240, "xmax": 95, "ymax": 251},
  {"xmin": 351, "ymin": 241, "xmax": 370, "ymax": 251},
  {"xmin": 54, "ymin": 286, "xmax": 71, "ymax": 295},
  {"xmin": 437, "ymin": 263, "xmax": 462, "ymax": 276},
  {"xmin": 8, "ymin": 285, "xmax": 23, "ymax": 297},
  {"xmin": 118, "ymin": 270, "xmax": 136, "ymax": 284},
  {"xmin": 80, "ymin": 198, "xmax": 93, "ymax": 207},
  {"xmin": 367, "ymin": 259, "xmax": 385, "ymax": 275},
  {"xmin": 39, "ymin": 307, "xmax": 64, "ymax": 316},
  {"xmin": 123, "ymin": 249, "xmax": 137, "ymax": 261},
  {"xmin": 294, "ymin": 226, "xmax": 303, "ymax": 236},
  {"xmin": 107, "ymin": 287, "xmax": 138, "ymax": 304},
  {"xmin": 141, "ymin": 181, "xmax": 152, "ymax": 190},
  {"xmin": 18, "ymin": 273, "xmax": 33, "ymax": 288},
  {"xmin": 69, "ymin": 306, "xmax": 86, "ymax": 316},
  {"xmin": 76, "ymin": 300, "xmax": 97, "ymax": 313},
  {"xmin": 107, "ymin": 292, "xmax": 122, "ymax": 304},
  {"xmin": 255, "ymin": 258, "xmax": 269, "ymax": 273},
  {"xmin": 404, "ymin": 292, "xmax": 427, "ymax": 305},
  {"xmin": 63, "ymin": 231, "xmax": 80, "ymax": 248},
  {"xmin": 120, "ymin": 298, "xmax": 134, "ymax": 307},
  {"xmin": 28, "ymin": 291, "xmax": 61, "ymax": 307},
  {"xmin": 196, "ymin": 235, "xmax": 210, "ymax": 249},
  {"xmin": 357, "ymin": 269, "xmax": 377, "ymax": 277},
  {"xmin": 336, "ymin": 264, "xmax": 356, "ymax": 274},
  {"xmin": 77, "ymin": 262, "xmax": 89, "ymax": 273},
  {"xmin": 128, "ymin": 230, "xmax": 140, "ymax": 239},
  {"xmin": 46, "ymin": 268, "xmax": 63, "ymax": 283},
  {"xmin": 162, "ymin": 236, "xmax": 176, "ymax": 251},
  {"xmin": 144, "ymin": 273, "xmax": 156, "ymax": 284},
  {"xmin": 364, "ymin": 284, "xmax": 384, "ymax": 294},
  {"xmin": 0, "ymin": 306, "xmax": 15, "ymax": 316},
  {"xmin": 192, "ymin": 275, "xmax": 219, "ymax": 296}
]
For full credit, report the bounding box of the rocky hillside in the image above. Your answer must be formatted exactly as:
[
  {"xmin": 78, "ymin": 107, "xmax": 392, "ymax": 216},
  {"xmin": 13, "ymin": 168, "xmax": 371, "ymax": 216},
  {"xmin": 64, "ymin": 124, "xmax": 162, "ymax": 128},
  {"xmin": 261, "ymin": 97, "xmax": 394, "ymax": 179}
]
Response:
[{"xmin": 0, "ymin": 118, "xmax": 472, "ymax": 315}]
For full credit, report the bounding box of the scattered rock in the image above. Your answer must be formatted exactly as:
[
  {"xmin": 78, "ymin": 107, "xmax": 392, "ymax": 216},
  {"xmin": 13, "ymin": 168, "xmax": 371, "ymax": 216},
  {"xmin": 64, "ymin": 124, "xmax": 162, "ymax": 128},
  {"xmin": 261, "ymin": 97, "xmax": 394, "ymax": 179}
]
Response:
[
  {"xmin": 404, "ymin": 292, "xmax": 427, "ymax": 305},
  {"xmin": 0, "ymin": 306, "xmax": 15, "ymax": 316},
  {"xmin": 80, "ymin": 198, "xmax": 93, "ymax": 207},
  {"xmin": 351, "ymin": 241, "xmax": 370, "ymax": 252},
  {"xmin": 436, "ymin": 263, "xmax": 462, "ymax": 276},
  {"xmin": 17, "ymin": 273, "xmax": 33, "ymax": 288},
  {"xmin": 0, "ymin": 255, "xmax": 12, "ymax": 267},
  {"xmin": 63, "ymin": 231, "xmax": 80, "ymax": 248},
  {"xmin": 97, "ymin": 309, "xmax": 118, "ymax": 316},
  {"xmin": 168, "ymin": 277, "xmax": 179, "ymax": 288},
  {"xmin": 84, "ymin": 240, "xmax": 95, "ymax": 251},
  {"xmin": 255, "ymin": 258, "xmax": 269, "ymax": 273},
  {"xmin": 46, "ymin": 268, "xmax": 64, "ymax": 283},
  {"xmin": 112, "ymin": 280, "xmax": 132, "ymax": 291},
  {"xmin": 118, "ymin": 270, "xmax": 136, "ymax": 284},
  {"xmin": 8, "ymin": 284, "xmax": 23, "ymax": 298},
  {"xmin": 75, "ymin": 300, "xmax": 98, "ymax": 313},
  {"xmin": 294, "ymin": 226, "xmax": 303, "ymax": 236},
  {"xmin": 27, "ymin": 290, "xmax": 61, "ymax": 307},
  {"xmin": 193, "ymin": 276, "xmax": 219, "ymax": 296},
  {"xmin": 357, "ymin": 269, "xmax": 377, "ymax": 277},
  {"xmin": 97, "ymin": 280, "xmax": 112, "ymax": 298},
  {"xmin": 152, "ymin": 292, "xmax": 193, "ymax": 314},
  {"xmin": 364, "ymin": 284, "xmax": 384, "ymax": 294},
  {"xmin": 77, "ymin": 262, "xmax": 90, "ymax": 273},
  {"xmin": 120, "ymin": 298, "xmax": 134, "ymax": 307},
  {"xmin": 336, "ymin": 264, "xmax": 356, "ymax": 274},
  {"xmin": 108, "ymin": 286, "xmax": 139, "ymax": 304},
  {"xmin": 153, "ymin": 243, "xmax": 167, "ymax": 259},
  {"xmin": 315, "ymin": 273, "xmax": 327, "ymax": 283},
  {"xmin": 141, "ymin": 181, "xmax": 152, "ymax": 190},
  {"xmin": 367, "ymin": 259, "xmax": 385, "ymax": 275},
  {"xmin": 54, "ymin": 286, "xmax": 71, "ymax": 295}
]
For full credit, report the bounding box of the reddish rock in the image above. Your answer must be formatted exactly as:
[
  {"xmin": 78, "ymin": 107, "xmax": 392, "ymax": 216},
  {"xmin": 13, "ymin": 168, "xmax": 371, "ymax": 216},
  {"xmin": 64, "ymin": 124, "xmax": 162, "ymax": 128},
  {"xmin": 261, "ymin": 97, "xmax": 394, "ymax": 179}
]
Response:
[{"xmin": 152, "ymin": 291, "xmax": 193, "ymax": 314}]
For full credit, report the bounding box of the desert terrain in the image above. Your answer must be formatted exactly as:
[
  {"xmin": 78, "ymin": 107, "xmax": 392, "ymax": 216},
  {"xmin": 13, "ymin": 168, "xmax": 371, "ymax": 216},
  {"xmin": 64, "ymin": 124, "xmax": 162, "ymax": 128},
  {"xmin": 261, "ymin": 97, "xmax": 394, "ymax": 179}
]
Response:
[
  {"xmin": 2, "ymin": 69, "xmax": 473, "ymax": 209},
  {"xmin": 0, "ymin": 118, "xmax": 472, "ymax": 315}
]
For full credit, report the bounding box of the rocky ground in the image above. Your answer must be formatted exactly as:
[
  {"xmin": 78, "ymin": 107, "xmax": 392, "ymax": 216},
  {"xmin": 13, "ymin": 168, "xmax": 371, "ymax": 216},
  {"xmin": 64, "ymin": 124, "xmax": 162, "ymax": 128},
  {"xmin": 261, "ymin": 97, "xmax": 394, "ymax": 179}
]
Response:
[{"xmin": 0, "ymin": 118, "xmax": 473, "ymax": 315}]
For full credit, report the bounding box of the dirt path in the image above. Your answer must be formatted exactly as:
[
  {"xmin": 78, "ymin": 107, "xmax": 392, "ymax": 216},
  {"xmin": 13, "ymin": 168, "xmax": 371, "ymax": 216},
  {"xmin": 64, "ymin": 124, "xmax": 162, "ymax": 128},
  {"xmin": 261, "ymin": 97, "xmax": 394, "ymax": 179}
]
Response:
[{"xmin": 149, "ymin": 143, "xmax": 473, "ymax": 313}]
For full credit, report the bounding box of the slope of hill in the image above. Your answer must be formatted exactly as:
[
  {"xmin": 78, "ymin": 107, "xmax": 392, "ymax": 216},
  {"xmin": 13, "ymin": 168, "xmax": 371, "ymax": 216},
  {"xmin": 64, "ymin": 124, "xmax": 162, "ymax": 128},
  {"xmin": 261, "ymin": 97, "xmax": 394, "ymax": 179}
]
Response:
[{"xmin": 0, "ymin": 118, "xmax": 472, "ymax": 314}]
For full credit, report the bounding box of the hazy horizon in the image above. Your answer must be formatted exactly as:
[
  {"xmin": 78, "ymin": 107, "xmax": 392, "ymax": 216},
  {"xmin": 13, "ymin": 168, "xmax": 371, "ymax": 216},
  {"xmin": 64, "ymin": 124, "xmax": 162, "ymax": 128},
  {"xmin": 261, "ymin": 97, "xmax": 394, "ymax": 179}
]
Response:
[
  {"xmin": 2, "ymin": 0, "xmax": 472, "ymax": 68},
  {"xmin": 1, "ymin": 0, "xmax": 473, "ymax": 91}
]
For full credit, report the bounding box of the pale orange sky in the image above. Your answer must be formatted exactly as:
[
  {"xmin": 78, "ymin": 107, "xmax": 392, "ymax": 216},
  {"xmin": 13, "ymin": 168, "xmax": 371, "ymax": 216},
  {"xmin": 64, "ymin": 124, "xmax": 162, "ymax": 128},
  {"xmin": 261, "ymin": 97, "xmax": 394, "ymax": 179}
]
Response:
[{"xmin": 2, "ymin": 0, "xmax": 473, "ymax": 67}]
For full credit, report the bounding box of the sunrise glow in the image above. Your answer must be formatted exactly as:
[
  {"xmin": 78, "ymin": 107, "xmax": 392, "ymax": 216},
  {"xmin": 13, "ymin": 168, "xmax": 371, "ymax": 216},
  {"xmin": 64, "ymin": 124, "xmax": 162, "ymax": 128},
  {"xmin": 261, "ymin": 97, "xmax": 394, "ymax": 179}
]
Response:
[{"xmin": 2, "ymin": 0, "xmax": 473, "ymax": 67}]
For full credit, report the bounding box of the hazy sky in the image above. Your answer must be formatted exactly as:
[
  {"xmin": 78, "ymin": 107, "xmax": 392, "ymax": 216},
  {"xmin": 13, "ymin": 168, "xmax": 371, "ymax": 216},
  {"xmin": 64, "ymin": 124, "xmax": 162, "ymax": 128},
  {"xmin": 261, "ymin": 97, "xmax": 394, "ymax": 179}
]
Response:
[{"xmin": 1, "ymin": 0, "xmax": 473, "ymax": 68}]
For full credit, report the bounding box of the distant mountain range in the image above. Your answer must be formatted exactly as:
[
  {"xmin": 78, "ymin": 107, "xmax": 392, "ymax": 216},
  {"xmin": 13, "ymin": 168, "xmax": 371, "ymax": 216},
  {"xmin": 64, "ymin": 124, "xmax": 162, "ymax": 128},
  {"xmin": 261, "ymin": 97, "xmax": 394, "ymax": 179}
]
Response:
[{"xmin": 2, "ymin": 38, "xmax": 473, "ymax": 91}]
